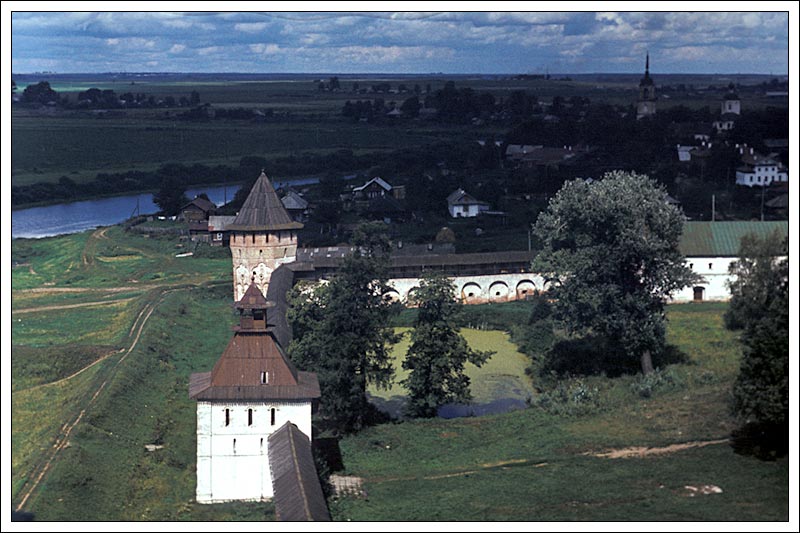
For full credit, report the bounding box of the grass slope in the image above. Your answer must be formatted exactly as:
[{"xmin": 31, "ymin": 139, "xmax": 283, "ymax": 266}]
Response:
[{"xmin": 331, "ymin": 303, "xmax": 788, "ymax": 521}]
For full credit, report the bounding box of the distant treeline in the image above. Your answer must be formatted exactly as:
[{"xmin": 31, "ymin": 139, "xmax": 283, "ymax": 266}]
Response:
[
  {"xmin": 12, "ymin": 80, "xmax": 202, "ymax": 109},
  {"xmin": 11, "ymin": 145, "xmax": 467, "ymax": 208}
]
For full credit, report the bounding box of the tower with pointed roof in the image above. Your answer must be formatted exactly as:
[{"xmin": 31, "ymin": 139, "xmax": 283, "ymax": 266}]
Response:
[
  {"xmin": 189, "ymin": 280, "xmax": 321, "ymax": 503},
  {"xmin": 229, "ymin": 172, "xmax": 304, "ymax": 301},
  {"xmin": 636, "ymin": 52, "xmax": 657, "ymax": 119}
]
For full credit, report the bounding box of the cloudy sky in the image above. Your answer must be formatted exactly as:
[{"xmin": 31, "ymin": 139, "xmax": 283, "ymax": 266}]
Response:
[{"xmin": 9, "ymin": 9, "xmax": 791, "ymax": 74}]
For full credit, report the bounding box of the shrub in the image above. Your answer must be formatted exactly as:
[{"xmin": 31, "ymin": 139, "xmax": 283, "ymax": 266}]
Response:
[
  {"xmin": 629, "ymin": 367, "xmax": 684, "ymax": 398},
  {"xmin": 529, "ymin": 377, "xmax": 603, "ymax": 416}
]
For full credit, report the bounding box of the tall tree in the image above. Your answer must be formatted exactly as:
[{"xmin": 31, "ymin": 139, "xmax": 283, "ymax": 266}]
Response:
[
  {"xmin": 728, "ymin": 232, "xmax": 788, "ymax": 431},
  {"xmin": 152, "ymin": 175, "xmax": 188, "ymax": 215},
  {"xmin": 532, "ymin": 171, "xmax": 697, "ymax": 374},
  {"xmin": 402, "ymin": 273, "xmax": 492, "ymax": 418},
  {"xmin": 287, "ymin": 222, "xmax": 400, "ymax": 433}
]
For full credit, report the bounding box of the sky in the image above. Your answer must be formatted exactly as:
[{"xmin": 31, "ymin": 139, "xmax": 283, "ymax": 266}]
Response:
[{"xmin": 7, "ymin": 7, "xmax": 793, "ymax": 75}]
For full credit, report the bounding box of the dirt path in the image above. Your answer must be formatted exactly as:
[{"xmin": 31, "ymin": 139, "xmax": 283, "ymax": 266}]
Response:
[
  {"xmin": 12, "ymin": 297, "xmax": 137, "ymax": 315},
  {"xmin": 363, "ymin": 440, "xmax": 729, "ymax": 489},
  {"xmin": 14, "ymin": 287, "xmax": 177, "ymax": 512},
  {"xmin": 81, "ymin": 227, "xmax": 110, "ymax": 267},
  {"xmin": 582, "ymin": 439, "xmax": 730, "ymax": 459}
]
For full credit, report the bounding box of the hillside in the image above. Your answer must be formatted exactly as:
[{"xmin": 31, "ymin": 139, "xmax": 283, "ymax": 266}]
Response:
[{"xmin": 10, "ymin": 228, "xmax": 788, "ymax": 521}]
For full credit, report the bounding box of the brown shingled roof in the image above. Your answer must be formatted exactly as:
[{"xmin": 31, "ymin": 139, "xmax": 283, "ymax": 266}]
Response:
[
  {"xmin": 229, "ymin": 172, "xmax": 304, "ymax": 231},
  {"xmin": 235, "ymin": 280, "xmax": 272, "ymax": 310},
  {"xmin": 268, "ymin": 422, "xmax": 331, "ymax": 522},
  {"xmin": 189, "ymin": 331, "xmax": 321, "ymax": 401}
]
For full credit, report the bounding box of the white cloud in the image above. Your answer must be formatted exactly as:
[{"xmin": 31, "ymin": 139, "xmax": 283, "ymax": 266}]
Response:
[
  {"xmin": 250, "ymin": 43, "xmax": 281, "ymax": 55},
  {"xmin": 106, "ymin": 38, "xmax": 120, "ymax": 46},
  {"xmin": 235, "ymin": 22, "xmax": 269, "ymax": 33},
  {"xmin": 196, "ymin": 46, "xmax": 220, "ymax": 56},
  {"xmin": 169, "ymin": 44, "xmax": 186, "ymax": 54}
]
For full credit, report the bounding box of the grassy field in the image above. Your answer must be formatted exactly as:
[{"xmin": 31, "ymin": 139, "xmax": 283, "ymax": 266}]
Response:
[{"xmin": 331, "ymin": 302, "xmax": 789, "ymax": 521}]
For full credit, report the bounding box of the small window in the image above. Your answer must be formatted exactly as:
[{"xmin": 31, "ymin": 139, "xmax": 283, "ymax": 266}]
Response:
[
  {"xmin": 260, "ymin": 438, "xmax": 264, "ymax": 454},
  {"xmin": 271, "ymin": 408, "xmax": 276, "ymax": 426},
  {"xmin": 248, "ymin": 408, "xmax": 253, "ymax": 426},
  {"xmin": 225, "ymin": 408, "xmax": 231, "ymax": 427},
  {"xmin": 260, "ymin": 371, "xmax": 268, "ymax": 384},
  {"xmin": 689, "ymin": 263, "xmax": 694, "ymax": 269},
  {"xmin": 233, "ymin": 438, "xmax": 237, "ymax": 454},
  {"xmin": 708, "ymin": 263, "xmax": 713, "ymax": 270}
]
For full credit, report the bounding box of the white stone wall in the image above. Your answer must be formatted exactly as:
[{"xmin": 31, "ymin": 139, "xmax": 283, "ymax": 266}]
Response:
[
  {"xmin": 672, "ymin": 257, "xmax": 737, "ymax": 302},
  {"xmin": 196, "ymin": 400, "xmax": 312, "ymax": 504},
  {"xmin": 385, "ymin": 259, "xmax": 743, "ymax": 306},
  {"xmin": 388, "ymin": 273, "xmax": 548, "ymax": 305}
]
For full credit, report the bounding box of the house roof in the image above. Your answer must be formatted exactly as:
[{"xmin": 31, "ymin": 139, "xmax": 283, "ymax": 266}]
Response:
[
  {"xmin": 765, "ymin": 194, "xmax": 789, "ymax": 209},
  {"xmin": 447, "ymin": 188, "xmax": 489, "ymax": 207},
  {"xmin": 353, "ymin": 177, "xmax": 392, "ymax": 193},
  {"xmin": 182, "ymin": 196, "xmax": 217, "ymax": 213},
  {"xmin": 268, "ymin": 422, "xmax": 331, "ymax": 522},
  {"xmin": 228, "ymin": 172, "xmax": 304, "ymax": 232},
  {"xmin": 208, "ymin": 215, "xmax": 237, "ymax": 231},
  {"xmin": 679, "ymin": 221, "xmax": 788, "ymax": 257},
  {"xmin": 281, "ymin": 191, "xmax": 309, "ymax": 211}
]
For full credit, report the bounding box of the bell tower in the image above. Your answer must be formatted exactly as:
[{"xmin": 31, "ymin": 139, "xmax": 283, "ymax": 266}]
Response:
[
  {"xmin": 636, "ymin": 52, "xmax": 657, "ymax": 119},
  {"xmin": 228, "ymin": 172, "xmax": 303, "ymax": 301}
]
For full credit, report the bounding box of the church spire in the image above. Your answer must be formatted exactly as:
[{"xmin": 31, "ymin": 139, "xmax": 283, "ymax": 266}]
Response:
[{"xmin": 645, "ymin": 51, "xmax": 649, "ymax": 75}]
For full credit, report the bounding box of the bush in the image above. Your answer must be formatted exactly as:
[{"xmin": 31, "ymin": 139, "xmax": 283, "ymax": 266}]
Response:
[
  {"xmin": 629, "ymin": 367, "xmax": 684, "ymax": 398},
  {"xmin": 529, "ymin": 377, "xmax": 603, "ymax": 416}
]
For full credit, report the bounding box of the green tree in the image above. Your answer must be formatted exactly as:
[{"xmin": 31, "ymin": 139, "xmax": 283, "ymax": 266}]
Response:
[
  {"xmin": 729, "ymin": 232, "xmax": 788, "ymax": 430},
  {"xmin": 287, "ymin": 222, "xmax": 400, "ymax": 433},
  {"xmin": 152, "ymin": 175, "xmax": 188, "ymax": 216},
  {"xmin": 402, "ymin": 273, "xmax": 492, "ymax": 418},
  {"xmin": 22, "ymin": 80, "xmax": 59, "ymax": 105},
  {"xmin": 532, "ymin": 171, "xmax": 697, "ymax": 375}
]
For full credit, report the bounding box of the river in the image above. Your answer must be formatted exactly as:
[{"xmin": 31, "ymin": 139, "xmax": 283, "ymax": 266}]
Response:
[
  {"xmin": 11, "ymin": 184, "xmax": 246, "ymax": 239},
  {"xmin": 11, "ymin": 174, "xmax": 352, "ymax": 239}
]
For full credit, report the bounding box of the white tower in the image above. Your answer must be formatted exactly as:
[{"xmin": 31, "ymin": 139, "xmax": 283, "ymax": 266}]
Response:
[
  {"xmin": 721, "ymin": 83, "xmax": 741, "ymax": 115},
  {"xmin": 189, "ymin": 282, "xmax": 320, "ymax": 503}
]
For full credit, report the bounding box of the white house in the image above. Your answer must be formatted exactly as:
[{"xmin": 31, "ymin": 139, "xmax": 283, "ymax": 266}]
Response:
[
  {"xmin": 735, "ymin": 147, "xmax": 788, "ymax": 187},
  {"xmin": 447, "ymin": 188, "xmax": 490, "ymax": 218},
  {"xmin": 189, "ymin": 282, "xmax": 320, "ymax": 503},
  {"xmin": 672, "ymin": 221, "xmax": 788, "ymax": 302}
]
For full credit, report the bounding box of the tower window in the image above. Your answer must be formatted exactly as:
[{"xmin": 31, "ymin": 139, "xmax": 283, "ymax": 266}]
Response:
[
  {"xmin": 260, "ymin": 438, "xmax": 264, "ymax": 454},
  {"xmin": 233, "ymin": 438, "xmax": 237, "ymax": 454},
  {"xmin": 271, "ymin": 408, "xmax": 276, "ymax": 426},
  {"xmin": 261, "ymin": 371, "xmax": 269, "ymax": 384},
  {"xmin": 225, "ymin": 408, "xmax": 231, "ymax": 427},
  {"xmin": 248, "ymin": 408, "xmax": 253, "ymax": 426}
]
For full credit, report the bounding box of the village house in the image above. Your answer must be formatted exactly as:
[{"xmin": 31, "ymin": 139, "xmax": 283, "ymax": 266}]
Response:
[
  {"xmin": 207, "ymin": 215, "xmax": 236, "ymax": 246},
  {"xmin": 735, "ymin": 145, "xmax": 788, "ymax": 187},
  {"xmin": 280, "ymin": 190, "xmax": 309, "ymax": 223},
  {"xmin": 447, "ymin": 188, "xmax": 490, "ymax": 218},
  {"xmin": 181, "ymin": 196, "xmax": 218, "ymax": 241}
]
